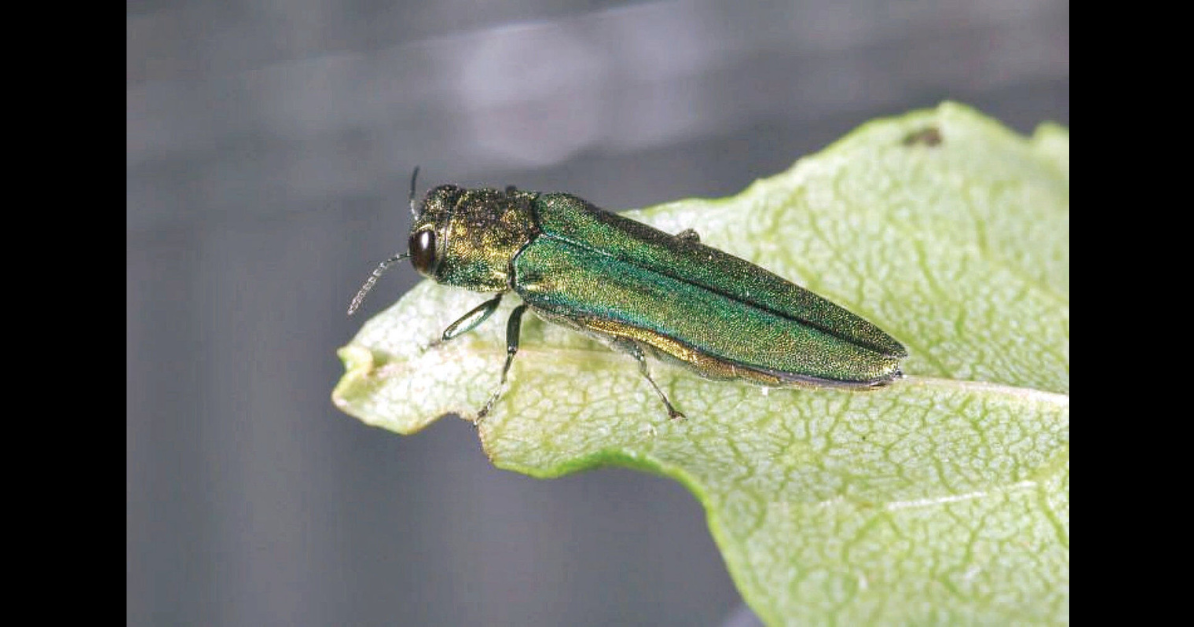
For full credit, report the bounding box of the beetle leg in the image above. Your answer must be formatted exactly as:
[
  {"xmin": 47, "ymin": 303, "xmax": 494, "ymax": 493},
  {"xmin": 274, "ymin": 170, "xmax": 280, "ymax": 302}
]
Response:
[
  {"xmin": 476, "ymin": 303, "xmax": 529, "ymax": 424},
  {"xmin": 623, "ymin": 341, "xmax": 686, "ymax": 420},
  {"xmin": 676, "ymin": 228, "xmax": 700, "ymax": 243},
  {"xmin": 440, "ymin": 294, "xmax": 504, "ymax": 343}
]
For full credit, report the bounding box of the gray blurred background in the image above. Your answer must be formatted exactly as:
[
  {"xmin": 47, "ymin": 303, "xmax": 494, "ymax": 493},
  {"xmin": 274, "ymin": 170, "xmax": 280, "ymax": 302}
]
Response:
[{"xmin": 126, "ymin": 1, "xmax": 1068, "ymax": 625}]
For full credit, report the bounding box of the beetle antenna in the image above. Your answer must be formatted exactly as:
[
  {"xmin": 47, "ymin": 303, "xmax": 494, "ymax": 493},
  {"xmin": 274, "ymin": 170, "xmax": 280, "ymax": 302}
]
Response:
[
  {"xmin": 348, "ymin": 252, "xmax": 411, "ymax": 315},
  {"xmin": 409, "ymin": 166, "xmax": 420, "ymax": 218}
]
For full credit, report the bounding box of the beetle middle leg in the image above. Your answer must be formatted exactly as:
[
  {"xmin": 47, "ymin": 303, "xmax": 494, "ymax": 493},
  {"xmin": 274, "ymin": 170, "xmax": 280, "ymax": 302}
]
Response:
[{"xmin": 475, "ymin": 303, "xmax": 529, "ymax": 424}]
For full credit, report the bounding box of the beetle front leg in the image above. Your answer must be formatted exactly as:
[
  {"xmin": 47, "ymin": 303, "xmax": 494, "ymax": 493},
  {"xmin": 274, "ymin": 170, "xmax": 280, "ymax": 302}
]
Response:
[
  {"xmin": 439, "ymin": 294, "xmax": 504, "ymax": 343},
  {"xmin": 476, "ymin": 303, "xmax": 529, "ymax": 424}
]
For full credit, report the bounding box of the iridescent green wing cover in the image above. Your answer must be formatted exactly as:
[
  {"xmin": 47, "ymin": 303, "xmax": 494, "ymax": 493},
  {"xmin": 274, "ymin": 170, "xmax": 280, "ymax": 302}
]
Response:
[{"xmin": 512, "ymin": 194, "xmax": 905, "ymax": 385}]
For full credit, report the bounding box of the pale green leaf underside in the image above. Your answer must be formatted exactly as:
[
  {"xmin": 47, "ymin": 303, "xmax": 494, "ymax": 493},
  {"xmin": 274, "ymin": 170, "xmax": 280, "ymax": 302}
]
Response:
[{"xmin": 334, "ymin": 102, "xmax": 1069, "ymax": 625}]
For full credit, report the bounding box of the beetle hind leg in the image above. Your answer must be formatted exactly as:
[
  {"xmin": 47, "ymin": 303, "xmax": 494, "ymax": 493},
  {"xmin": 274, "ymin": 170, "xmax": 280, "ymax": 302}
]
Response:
[{"xmin": 618, "ymin": 340, "xmax": 685, "ymax": 420}]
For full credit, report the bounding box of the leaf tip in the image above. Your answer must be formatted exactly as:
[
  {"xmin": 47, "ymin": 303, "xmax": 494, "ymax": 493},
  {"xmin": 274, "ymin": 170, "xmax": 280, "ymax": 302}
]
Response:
[{"xmin": 332, "ymin": 344, "xmax": 380, "ymax": 409}]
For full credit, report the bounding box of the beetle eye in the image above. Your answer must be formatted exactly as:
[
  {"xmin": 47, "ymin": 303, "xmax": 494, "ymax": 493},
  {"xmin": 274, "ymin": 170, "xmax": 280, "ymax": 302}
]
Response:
[{"xmin": 410, "ymin": 230, "xmax": 438, "ymax": 277}]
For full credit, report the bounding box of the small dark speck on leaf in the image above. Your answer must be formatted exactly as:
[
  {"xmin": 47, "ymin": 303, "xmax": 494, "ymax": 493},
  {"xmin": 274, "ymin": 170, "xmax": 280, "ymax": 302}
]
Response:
[{"xmin": 903, "ymin": 127, "xmax": 943, "ymax": 147}]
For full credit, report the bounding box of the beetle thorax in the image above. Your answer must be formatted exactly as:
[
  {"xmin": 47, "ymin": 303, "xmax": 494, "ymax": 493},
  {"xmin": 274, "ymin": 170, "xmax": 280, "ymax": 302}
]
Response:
[{"xmin": 425, "ymin": 187, "xmax": 540, "ymax": 292}]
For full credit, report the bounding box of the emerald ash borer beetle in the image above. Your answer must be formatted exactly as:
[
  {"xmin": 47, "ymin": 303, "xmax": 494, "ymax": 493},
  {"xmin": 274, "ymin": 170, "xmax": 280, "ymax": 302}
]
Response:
[{"xmin": 349, "ymin": 168, "xmax": 906, "ymax": 421}]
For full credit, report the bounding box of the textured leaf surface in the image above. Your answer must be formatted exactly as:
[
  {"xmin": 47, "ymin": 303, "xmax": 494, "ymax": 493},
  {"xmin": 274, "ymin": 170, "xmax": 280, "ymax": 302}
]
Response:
[{"xmin": 334, "ymin": 102, "xmax": 1069, "ymax": 625}]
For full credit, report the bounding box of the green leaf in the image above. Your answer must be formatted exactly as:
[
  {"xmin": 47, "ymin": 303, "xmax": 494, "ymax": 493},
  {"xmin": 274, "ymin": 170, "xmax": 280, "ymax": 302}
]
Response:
[{"xmin": 334, "ymin": 102, "xmax": 1069, "ymax": 625}]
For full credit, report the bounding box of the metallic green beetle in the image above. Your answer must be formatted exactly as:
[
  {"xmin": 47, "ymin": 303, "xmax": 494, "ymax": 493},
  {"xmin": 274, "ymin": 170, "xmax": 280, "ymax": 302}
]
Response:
[{"xmin": 349, "ymin": 169, "xmax": 906, "ymax": 421}]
